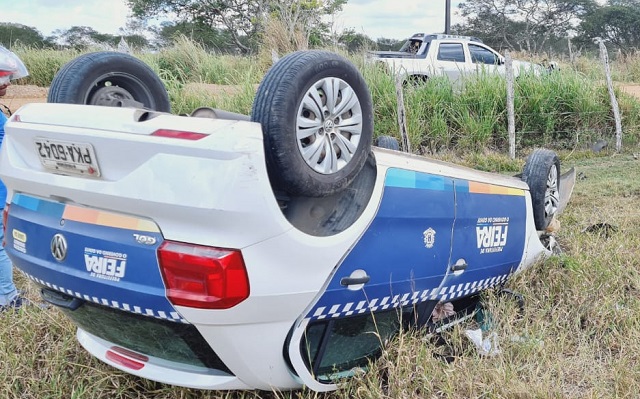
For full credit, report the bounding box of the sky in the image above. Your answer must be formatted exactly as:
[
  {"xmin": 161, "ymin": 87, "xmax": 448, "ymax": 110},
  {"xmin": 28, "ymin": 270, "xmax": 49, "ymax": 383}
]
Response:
[{"xmin": 1, "ymin": 0, "xmax": 463, "ymax": 41}]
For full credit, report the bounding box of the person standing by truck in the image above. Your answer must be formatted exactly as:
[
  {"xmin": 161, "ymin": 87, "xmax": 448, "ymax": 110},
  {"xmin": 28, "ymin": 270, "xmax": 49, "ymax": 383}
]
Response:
[{"xmin": 0, "ymin": 46, "xmax": 29, "ymax": 311}]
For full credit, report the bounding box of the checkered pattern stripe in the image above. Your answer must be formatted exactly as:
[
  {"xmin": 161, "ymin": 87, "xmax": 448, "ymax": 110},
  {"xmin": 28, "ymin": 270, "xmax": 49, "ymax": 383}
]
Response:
[
  {"xmin": 23, "ymin": 272, "xmax": 188, "ymax": 324},
  {"xmin": 311, "ymin": 274, "xmax": 509, "ymax": 320}
]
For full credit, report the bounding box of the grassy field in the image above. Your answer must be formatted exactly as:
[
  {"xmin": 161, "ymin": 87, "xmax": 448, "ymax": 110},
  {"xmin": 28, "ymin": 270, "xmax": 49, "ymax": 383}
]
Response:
[
  {"xmin": 2, "ymin": 40, "xmax": 640, "ymax": 398},
  {"xmin": 1, "ymin": 150, "xmax": 639, "ymax": 399},
  {"xmin": 10, "ymin": 38, "xmax": 640, "ymax": 154}
]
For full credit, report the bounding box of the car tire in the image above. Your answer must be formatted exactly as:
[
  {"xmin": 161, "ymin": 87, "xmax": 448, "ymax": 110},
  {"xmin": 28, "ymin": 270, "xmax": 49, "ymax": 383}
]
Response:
[
  {"xmin": 375, "ymin": 135, "xmax": 400, "ymax": 150},
  {"xmin": 251, "ymin": 50, "xmax": 373, "ymax": 197},
  {"xmin": 522, "ymin": 149, "xmax": 560, "ymax": 230},
  {"xmin": 48, "ymin": 52, "xmax": 171, "ymax": 112},
  {"xmin": 403, "ymin": 74, "xmax": 428, "ymax": 87}
]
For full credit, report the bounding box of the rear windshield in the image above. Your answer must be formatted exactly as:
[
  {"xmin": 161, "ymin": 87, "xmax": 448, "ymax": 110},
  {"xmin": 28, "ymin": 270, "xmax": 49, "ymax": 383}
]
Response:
[
  {"xmin": 61, "ymin": 300, "xmax": 232, "ymax": 373},
  {"xmin": 399, "ymin": 38, "xmax": 423, "ymax": 54}
]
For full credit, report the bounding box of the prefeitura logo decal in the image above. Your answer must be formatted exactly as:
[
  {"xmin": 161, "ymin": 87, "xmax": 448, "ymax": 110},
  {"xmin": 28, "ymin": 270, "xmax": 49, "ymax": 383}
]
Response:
[
  {"xmin": 84, "ymin": 247, "xmax": 127, "ymax": 281},
  {"xmin": 476, "ymin": 217, "xmax": 509, "ymax": 254},
  {"xmin": 423, "ymin": 227, "xmax": 436, "ymax": 248}
]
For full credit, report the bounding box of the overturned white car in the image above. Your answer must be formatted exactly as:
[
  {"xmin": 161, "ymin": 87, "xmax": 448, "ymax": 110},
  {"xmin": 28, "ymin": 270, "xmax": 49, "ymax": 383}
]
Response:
[{"xmin": 0, "ymin": 50, "xmax": 572, "ymax": 391}]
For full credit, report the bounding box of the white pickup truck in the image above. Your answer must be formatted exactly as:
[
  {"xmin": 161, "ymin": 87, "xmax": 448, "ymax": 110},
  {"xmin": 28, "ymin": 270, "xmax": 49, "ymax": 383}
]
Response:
[{"xmin": 370, "ymin": 33, "xmax": 545, "ymax": 83}]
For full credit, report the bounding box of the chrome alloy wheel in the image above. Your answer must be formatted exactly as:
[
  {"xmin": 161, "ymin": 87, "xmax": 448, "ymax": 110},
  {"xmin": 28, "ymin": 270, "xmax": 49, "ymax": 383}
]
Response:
[
  {"xmin": 545, "ymin": 164, "xmax": 559, "ymax": 219},
  {"xmin": 296, "ymin": 77, "xmax": 363, "ymax": 174}
]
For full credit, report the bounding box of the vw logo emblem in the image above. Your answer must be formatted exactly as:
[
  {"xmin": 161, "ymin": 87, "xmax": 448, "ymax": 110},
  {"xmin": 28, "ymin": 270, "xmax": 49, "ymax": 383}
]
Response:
[
  {"xmin": 51, "ymin": 234, "xmax": 68, "ymax": 262},
  {"xmin": 323, "ymin": 119, "xmax": 335, "ymax": 133}
]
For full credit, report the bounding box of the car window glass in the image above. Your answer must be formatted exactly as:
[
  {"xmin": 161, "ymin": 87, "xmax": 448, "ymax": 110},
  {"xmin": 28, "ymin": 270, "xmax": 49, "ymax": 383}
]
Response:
[
  {"xmin": 400, "ymin": 39, "xmax": 422, "ymax": 54},
  {"xmin": 469, "ymin": 44, "xmax": 499, "ymax": 65},
  {"xmin": 418, "ymin": 42, "xmax": 430, "ymax": 58},
  {"xmin": 300, "ymin": 309, "xmax": 406, "ymax": 383},
  {"xmin": 61, "ymin": 301, "xmax": 231, "ymax": 372},
  {"xmin": 437, "ymin": 43, "xmax": 465, "ymax": 63}
]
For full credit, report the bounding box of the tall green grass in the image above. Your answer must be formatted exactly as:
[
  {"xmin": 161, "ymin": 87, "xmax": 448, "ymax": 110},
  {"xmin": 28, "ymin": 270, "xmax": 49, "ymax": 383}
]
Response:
[
  {"xmin": 139, "ymin": 36, "xmax": 263, "ymax": 85},
  {"xmin": 573, "ymin": 50, "xmax": 640, "ymax": 83},
  {"xmin": 514, "ymin": 70, "xmax": 613, "ymax": 147},
  {"xmin": 9, "ymin": 39, "xmax": 640, "ymax": 153},
  {"xmin": 360, "ymin": 64, "xmax": 640, "ymax": 154},
  {"xmin": 12, "ymin": 47, "xmax": 80, "ymax": 87},
  {"xmin": 358, "ymin": 60, "xmax": 401, "ymax": 144}
]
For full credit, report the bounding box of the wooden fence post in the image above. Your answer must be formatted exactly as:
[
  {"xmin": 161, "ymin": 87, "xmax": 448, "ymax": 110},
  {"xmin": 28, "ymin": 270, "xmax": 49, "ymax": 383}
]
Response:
[
  {"xmin": 505, "ymin": 51, "xmax": 516, "ymax": 159},
  {"xmin": 597, "ymin": 38, "xmax": 623, "ymax": 152},
  {"xmin": 568, "ymin": 38, "xmax": 574, "ymax": 66},
  {"xmin": 394, "ymin": 72, "xmax": 411, "ymax": 153}
]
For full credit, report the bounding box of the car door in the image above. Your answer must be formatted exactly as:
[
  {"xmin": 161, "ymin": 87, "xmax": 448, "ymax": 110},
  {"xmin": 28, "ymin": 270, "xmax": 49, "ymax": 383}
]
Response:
[
  {"xmin": 433, "ymin": 42, "xmax": 468, "ymax": 82},
  {"xmin": 287, "ymin": 167, "xmax": 455, "ymax": 389},
  {"xmin": 468, "ymin": 43, "xmax": 504, "ymax": 76},
  {"xmin": 440, "ymin": 178, "xmax": 528, "ymax": 299}
]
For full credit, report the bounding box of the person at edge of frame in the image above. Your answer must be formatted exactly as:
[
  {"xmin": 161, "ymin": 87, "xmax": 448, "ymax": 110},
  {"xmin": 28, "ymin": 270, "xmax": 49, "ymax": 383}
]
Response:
[{"xmin": 0, "ymin": 45, "xmax": 29, "ymax": 311}]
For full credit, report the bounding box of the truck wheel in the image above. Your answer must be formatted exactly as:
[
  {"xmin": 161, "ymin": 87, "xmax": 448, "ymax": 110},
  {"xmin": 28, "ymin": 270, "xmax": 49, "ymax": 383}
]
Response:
[
  {"xmin": 252, "ymin": 51, "xmax": 373, "ymax": 197},
  {"xmin": 48, "ymin": 52, "xmax": 171, "ymax": 112},
  {"xmin": 522, "ymin": 149, "xmax": 560, "ymax": 230},
  {"xmin": 404, "ymin": 74, "xmax": 428, "ymax": 87},
  {"xmin": 375, "ymin": 135, "xmax": 399, "ymax": 150}
]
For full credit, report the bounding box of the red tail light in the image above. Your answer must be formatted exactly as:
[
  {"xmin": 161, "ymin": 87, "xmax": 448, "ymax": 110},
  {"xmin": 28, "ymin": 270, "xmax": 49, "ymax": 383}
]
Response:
[
  {"xmin": 106, "ymin": 346, "xmax": 147, "ymax": 370},
  {"xmin": 2, "ymin": 204, "xmax": 8, "ymax": 246},
  {"xmin": 151, "ymin": 129, "xmax": 207, "ymax": 140},
  {"xmin": 158, "ymin": 241, "xmax": 249, "ymax": 309}
]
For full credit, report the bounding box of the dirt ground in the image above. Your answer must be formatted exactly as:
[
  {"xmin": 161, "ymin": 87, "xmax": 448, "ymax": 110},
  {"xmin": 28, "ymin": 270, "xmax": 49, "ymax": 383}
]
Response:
[
  {"xmin": 620, "ymin": 84, "xmax": 640, "ymax": 99},
  {"xmin": 3, "ymin": 83, "xmax": 640, "ymax": 114},
  {"xmin": 1, "ymin": 85, "xmax": 48, "ymax": 113},
  {"xmin": 0, "ymin": 84, "xmax": 249, "ymax": 114}
]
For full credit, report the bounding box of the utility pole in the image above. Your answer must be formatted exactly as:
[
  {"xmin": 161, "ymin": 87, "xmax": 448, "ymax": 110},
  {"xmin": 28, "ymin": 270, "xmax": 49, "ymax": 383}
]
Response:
[{"xmin": 445, "ymin": 0, "xmax": 451, "ymax": 34}]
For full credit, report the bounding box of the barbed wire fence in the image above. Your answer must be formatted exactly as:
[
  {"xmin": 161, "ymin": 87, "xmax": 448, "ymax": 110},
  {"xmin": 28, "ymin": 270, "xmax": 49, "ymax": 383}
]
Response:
[
  {"xmin": 504, "ymin": 42, "xmax": 622, "ymax": 158},
  {"xmin": 391, "ymin": 42, "xmax": 638, "ymax": 158}
]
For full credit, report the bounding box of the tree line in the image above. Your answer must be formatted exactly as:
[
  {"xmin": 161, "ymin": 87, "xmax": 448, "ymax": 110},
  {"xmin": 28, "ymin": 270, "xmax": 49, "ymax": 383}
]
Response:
[
  {"xmin": 454, "ymin": 0, "xmax": 640, "ymax": 55},
  {"xmin": 1, "ymin": 0, "xmax": 639, "ymax": 55}
]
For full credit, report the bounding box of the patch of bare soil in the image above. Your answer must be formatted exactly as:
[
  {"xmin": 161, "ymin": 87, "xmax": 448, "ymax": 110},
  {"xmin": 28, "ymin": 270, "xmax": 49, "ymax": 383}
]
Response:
[
  {"xmin": 619, "ymin": 84, "xmax": 640, "ymax": 100},
  {"xmin": 1, "ymin": 85, "xmax": 48, "ymax": 113},
  {"xmin": 1, "ymin": 84, "xmax": 257, "ymax": 114}
]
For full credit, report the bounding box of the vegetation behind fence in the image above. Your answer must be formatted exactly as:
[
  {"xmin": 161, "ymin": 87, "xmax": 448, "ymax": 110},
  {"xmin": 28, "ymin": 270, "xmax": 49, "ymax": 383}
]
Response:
[
  {"xmin": 4, "ymin": 39, "xmax": 640, "ymax": 399},
  {"xmin": 11, "ymin": 39, "xmax": 640, "ymax": 157}
]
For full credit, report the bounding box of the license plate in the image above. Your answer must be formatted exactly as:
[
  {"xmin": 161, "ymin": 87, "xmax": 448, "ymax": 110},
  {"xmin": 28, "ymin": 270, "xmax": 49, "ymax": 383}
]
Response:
[{"xmin": 34, "ymin": 138, "xmax": 101, "ymax": 177}]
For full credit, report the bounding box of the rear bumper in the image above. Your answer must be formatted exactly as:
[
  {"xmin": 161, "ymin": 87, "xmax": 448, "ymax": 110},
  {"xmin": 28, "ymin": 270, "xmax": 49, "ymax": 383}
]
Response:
[
  {"xmin": 30, "ymin": 271, "xmax": 310, "ymax": 390},
  {"xmin": 77, "ymin": 329, "xmax": 253, "ymax": 390}
]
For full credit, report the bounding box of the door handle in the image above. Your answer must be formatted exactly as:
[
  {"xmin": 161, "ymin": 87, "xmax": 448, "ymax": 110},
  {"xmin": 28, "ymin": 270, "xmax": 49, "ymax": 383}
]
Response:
[
  {"xmin": 340, "ymin": 275, "xmax": 370, "ymax": 286},
  {"xmin": 340, "ymin": 269, "xmax": 370, "ymax": 289},
  {"xmin": 451, "ymin": 259, "xmax": 468, "ymax": 272}
]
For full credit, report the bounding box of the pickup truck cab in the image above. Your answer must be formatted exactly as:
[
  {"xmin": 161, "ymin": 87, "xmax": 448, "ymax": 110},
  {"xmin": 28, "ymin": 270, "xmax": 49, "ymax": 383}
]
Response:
[{"xmin": 370, "ymin": 33, "xmax": 543, "ymax": 83}]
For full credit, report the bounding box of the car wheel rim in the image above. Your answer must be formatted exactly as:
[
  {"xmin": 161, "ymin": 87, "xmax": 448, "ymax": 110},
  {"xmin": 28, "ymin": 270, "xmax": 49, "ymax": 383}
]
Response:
[
  {"xmin": 544, "ymin": 164, "xmax": 559, "ymax": 219},
  {"xmin": 296, "ymin": 77, "xmax": 363, "ymax": 174},
  {"xmin": 86, "ymin": 73, "xmax": 152, "ymax": 107},
  {"xmin": 90, "ymin": 85, "xmax": 136, "ymax": 107}
]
